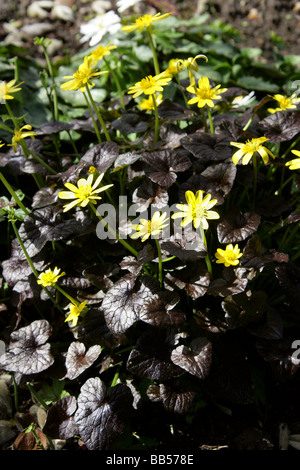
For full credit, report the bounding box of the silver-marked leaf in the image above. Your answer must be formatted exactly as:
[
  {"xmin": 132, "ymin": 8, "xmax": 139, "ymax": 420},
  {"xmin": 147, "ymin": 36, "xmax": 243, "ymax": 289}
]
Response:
[
  {"xmin": 171, "ymin": 337, "xmax": 212, "ymax": 379},
  {"xmin": 43, "ymin": 396, "xmax": 77, "ymax": 439},
  {"xmin": 101, "ymin": 273, "xmax": 141, "ymax": 335},
  {"xmin": 74, "ymin": 377, "xmax": 133, "ymax": 450},
  {"xmin": 0, "ymin": 320, "xmax": 54, "ymax": 375},
  {"xmin": 65, "ymin": 342, "xmax": 102, "ymax": 380}
]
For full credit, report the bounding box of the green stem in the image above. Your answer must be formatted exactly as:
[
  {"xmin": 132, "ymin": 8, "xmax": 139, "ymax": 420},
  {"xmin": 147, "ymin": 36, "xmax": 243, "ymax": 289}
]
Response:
[
  {"xmin": 0, "ymin": 171, "xmax": 31, "ymax": 215},
  {"xmin": 151, "ymin": 93, "xmax": 159, "ymax": 146},
  {"xmin": 20, "ymin": 140, "xmax": 57, "ymax": 176},
  {"xmin": 103, "ymin": 57, "xmax": 125, "ymax": 110},
  {"xmin": 89, "ymin": 203, "xmax": 138, "ymax": 257},
  {"xmin": 42, "ymin": 45, "xmax": 59, "ymax": 122},
  {"xmin": 252, "ymin": 153, "xmax": 258, "ymax": 210},
  {"xmin": 200, "ymin": 107, "xmax": 209, "ymax": 132},
  {"xmin": 243, "ymin": 111, "xmax": 255, "ymax": 132},
  {"xmin": 11, "ymin": 219, "xmax": 60, "ymax": 308},
  {"xmin": 155, "ymin": 238, "xmax": 163, "ymax": 287},
  {"xmin": 55, "ymin": 284, "xmax": 79, "ymax": 306},
  {"xmin": 147, "ymin": 27, "xmax": 160, "ymax": 75},
  {"xmin": 26, "ymin": 383, "xmax": 49, "ymax": 410},
  {"xmin": 200, "ymin": 227, "xmax": 213, "ymax": 278},
  {"xmin": 110, "ymin": 371, "xmax": 119, "ymax": 388},
  {"xmin": 83, "ymin": 91, "xmax": 102, "ymax": 144},
  {"xmin": 206, "ymin": 105, "xmax": 214, "ymax": 134},
  {"xmin": 85, "ymin": 86, "xmax": 111, "ymax": 141}
]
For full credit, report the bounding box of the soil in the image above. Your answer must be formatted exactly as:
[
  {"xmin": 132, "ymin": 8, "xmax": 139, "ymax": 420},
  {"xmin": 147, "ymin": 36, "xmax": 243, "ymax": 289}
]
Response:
[{"xmin": 0, "ymin": 0, "xmax": 299, "ymax": 62}]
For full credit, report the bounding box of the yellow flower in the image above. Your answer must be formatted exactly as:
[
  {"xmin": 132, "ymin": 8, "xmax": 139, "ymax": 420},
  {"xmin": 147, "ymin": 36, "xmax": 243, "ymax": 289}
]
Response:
[
  {"xmin": 65, "ymin": 301, "xmax": 88, "ymax": 327},
  {"xmin": 172, "ymin": 190, "xmax": 219, "ymax": 230},
  {"xmin": 128, "ymin": 72, "xmax": 172, "ymax": 98},
  {"xmin": 165, "ymin": 58, "xmax": 182, "ymax": 77},
  {"xmin": 285, "ymin": 149, "xmax": 300, "ymax": 170},
  {"xmin": 0, "ymin": 79, "xmax": 23, "ymax": 101},
  {"xmin": 215, "ymin": 244, "xmax": 243, "ymax": 267},
  {"xmin": 138, "ymin": 93, "xmax": 163, "ymax": 111},
  {"xmin": 90, "ymin": 42, "xmax": 117, "ymax": 66},
  {"xmin": 267, "ymin": 93, "xmax": 300, "ymax": 114},
  {"xmin": 230, "ymin": 136, "xmax": 275, "ymax": 165},
  {"xmin": 131, "ymin": 211, "xmax": 169, "ymax": 242},
  {"xmin": 0, "ymin": 140, "xmax": 4, "ymax": 148},
  {"xmin": 9, "ymin": 125, "xmax": 37, "ymax": 152},
  {"xmin": 60, "ymin": 56, "xmax": 107, "ymax": 92},
  {"xmin": 122, "ymin": 12, "xmax": 171, "ymax": 33},
  {"xmin": 37, "ymin": 267, "xmax": 66, "ymax": 287},
  {"xmin": 186, "ymin": 76, "xmax": 227, "ymax": 108},
  {"xmin": 58, "ymin": 173, "xmax": 113, "ymax": 212}
]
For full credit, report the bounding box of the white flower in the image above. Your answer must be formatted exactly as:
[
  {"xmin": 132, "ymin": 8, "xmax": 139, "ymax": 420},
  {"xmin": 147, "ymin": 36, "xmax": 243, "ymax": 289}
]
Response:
[
  {"xmin": 80, "ymin": 10, "xmax": 121, "ymax": 47},
  {"xmin": 116, "ymin": 0, "xmax": 141, "ymax": 13},
  {"xmin": 231, "ymin": 91, "xmax": 256, "ymax": 109}
]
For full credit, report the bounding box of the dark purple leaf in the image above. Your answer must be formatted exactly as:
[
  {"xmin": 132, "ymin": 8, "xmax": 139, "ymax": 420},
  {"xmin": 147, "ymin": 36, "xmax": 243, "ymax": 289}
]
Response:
[
  {"xmin": 255, "ymin": 194, "xmax": 291, "ymax": 218},
  {"xmin": 81, "ymin": 141, "xmax": 119, "ymax": 173},
  {"xmin": 43, "ymin": 396, "xmax": 77, "ymax": 439},
  {"xmin": 178, "ymin": 174, "xmax": 223, "ymax": 205},
  {"xmin": 221, "ymin": 291, "xmax": 267, "ymax": 329},
  {"xmin": 258, "ymin": 111, "xmax": 300, "ymax": 143},
  {"xmin": 142, "ymin": 149, "xmax": 191, "ymax": 187},
  {"xmin": 46, "ymin": 161, "xmax": 87, "ymax": 187},
  {"xmin": 18, "ymin": 206, "xmax": 94, "ymax": 257},
  {"xmin": 241, "ymin": 235, "xmax": 289, "ymax": 268},
  {"xmin": 75, "ymin": 307, "xmax": 124, "ymax": 349},
  {"xmin": 248, "ymin": 307, "xmax": 283, "ymax": 340},
  {"xmin": 217, "ymin": 209, "xmax": 261, "ymax": 243},
  {"xmin": 74, "ymin": 377, "xmax": 133, "ymax": 450},
  {"xmin": 126, "ymin": 328, "xmax": 185, "ymax": 380},
  {"xmin": 147, "ymin": 379, "xmax": 197, "ymax": 414},
  {"xmin": 2, "ymin": 239, "xmax": 47, "ymax": 288},
  {"xmin": 65, "ymin": 342, "xmax": 102, "ymax": 380},
  {"xmin": 132, "ymin": 179, "xmax": 169, "ymax": 211},
  {"xmin": 161, "ymin": 231, "xmax": 207, "ymax": 262},
  {"xmin": 181, "ymin": 132, "xmax": 232, "ymax": 162},
  {"xmin": 158, "ymin": 99, "xmax": 193, "ymax": 121},
  {"xmin": 139, "ymin": 288, "xmax": 186, "ymax": 328},
  {"xmin": 208, "ymin": 267, "xmax": 248, "ymax": 297},
  {"xmin": 171, "ymin": 337, "xmax": 212, "ymax": 379},
  {"xmin": 120, "ymin": 245, "xmax": 155, "ymax": 274},
  {"xmin": 83, "ymin": 263, "xmax": 120, "ymax": 290},
  {"xmin": 102, "ymin": 274, "xmax": 181, "ymax": 335},
  {"xmin": 111, "ymin": 112, "xmax": 152, "ymax": 134},
  {"xmin": 32, "ymin": 187, "xmax": 58, "ymax": 209},
  {"xmin": 0, "ymin": 320, "xmax": 54, "ymax": 375},
  {"xmin": 159, "ymin": 122, "xmax": 188, "ymax": 149},
  {"xmin": 165, "ymin": 262, "xmax": 210, "ymax": 299},
  {"xmin": 256, "ymin": 337, "xmax": 300, "ymax": 376}
]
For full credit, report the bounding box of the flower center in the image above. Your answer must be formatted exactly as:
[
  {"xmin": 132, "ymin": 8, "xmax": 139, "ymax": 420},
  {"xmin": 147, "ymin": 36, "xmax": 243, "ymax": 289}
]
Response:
[
  {"xmin": 197, "ymin": 85, "xmax": 214, "ymax": 100},
  {"xmin": 76, "ymin": 185, "xmax": 93, "ymax": 201},
  {"xmin": 137, "ymin": 15, "xmax": 152, "ymax": 28},
  {"xmin": 194, "ymin": 203, "xmax": 205, "ymax": 220},
  {"xmin": 279, "ymin": 97, "xmax": 292, "ymax": 109},
  {"xmin": 140, "ymin": 76, "xmax": 156, "ymax": 92}
]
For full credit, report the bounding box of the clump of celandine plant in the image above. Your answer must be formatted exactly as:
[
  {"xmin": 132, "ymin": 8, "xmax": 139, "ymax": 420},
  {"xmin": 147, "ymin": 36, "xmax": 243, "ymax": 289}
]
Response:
[{"xmin": 0, "ymin": 6, "xmax": 299, "ymax": 452}]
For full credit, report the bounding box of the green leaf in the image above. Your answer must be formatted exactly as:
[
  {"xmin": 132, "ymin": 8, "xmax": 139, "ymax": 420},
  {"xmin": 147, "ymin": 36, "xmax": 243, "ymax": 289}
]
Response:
[{"xmin": 235, "ymin": 76, "xmax": 279, "ymax": 92}]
